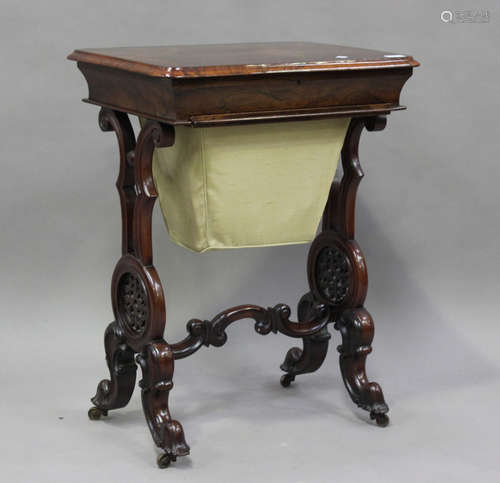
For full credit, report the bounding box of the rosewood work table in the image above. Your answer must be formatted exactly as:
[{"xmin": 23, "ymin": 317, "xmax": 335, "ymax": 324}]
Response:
[{"xmin": 68, "ymin": 42, "xmax": 418, "ymax": 468}]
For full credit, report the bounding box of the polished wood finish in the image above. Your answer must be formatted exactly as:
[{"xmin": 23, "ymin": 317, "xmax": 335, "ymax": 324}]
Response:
[
  {"xmin": 280, "ymin": 292, "xmax": 331, "ymax": 387},
  {"xmin": 71, "ymin": 42, "xmax": 418, "ymax": 468},
  {"xmin": 323, "ymin": 116, "xmax": 387, "ymax": 237},
  {"xmin": 98, "ymin": 109, "xmax": 136, "ymax": 254},
  {"xmin": 68, "ymin": 42, "xmax": 419, "ymax": 78},
  {"xmin": 336, "ymin": 308, "xmax": 389, "ymax": 427},
  {"xmin": 136, "ymin": 341, "xmax": 190, "ymax": 460},
  {"xmin": 89, "ymin": 109, "xmax": 188, "ymax": 465},
  {"xmin": 69, "ymin": 42, "xmax": 416, "ymax": 125},
  {"xmin": 171, "ymin": 302, "xmax": 330, "ymax": 360},
  {"xmin": 312, "ymin": 116, "xmax": 389, "ymax": 424},
  {"xmin": 88, "ymin": 321, "xmax": 136, "ymax": 419}
]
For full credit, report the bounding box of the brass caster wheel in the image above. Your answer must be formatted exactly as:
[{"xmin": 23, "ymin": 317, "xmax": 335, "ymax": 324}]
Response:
[
  {"xmin": 157, "ymin": 453, "xmax": 172, "ymax": 469},
  {"xmin": 280, "ymin": 374, "xmax": 295, "ymax": 388},
  {"xmin": 88, "ymin": 407, "xmax": 108, "ymax": 420},
  {"xmin": 370, "ymin": 411, "xmax": 389, "ymax": 427}
]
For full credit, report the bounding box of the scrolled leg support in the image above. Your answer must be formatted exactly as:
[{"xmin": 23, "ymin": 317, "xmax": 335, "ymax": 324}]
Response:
[
  {"xmin": 88, "ymin": 106, "xmax": 392, "ymax": 469},
  {"xmin": 89, "ymin": 321, "xmax": 137, "ymax": 419},
  {"xmin": 279, "ymin": 293, "xmax": 331, "ymax": 386},
  {"xmin": 314, "ymin": 116, "xmax": 390, "ymax": 425},
  {"xmin": 335, "ymin": 308, "xmax": 389, "ymax": 426},
  {"xmin": 91, "ymin": 110, "xmax": 188, "ymax": 467},
  {"xmin": 136, "ymin": 341, "xmax": 190, "ymax": 465}
]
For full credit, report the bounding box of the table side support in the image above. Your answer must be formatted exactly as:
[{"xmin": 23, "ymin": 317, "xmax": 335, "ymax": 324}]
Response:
[
  {"xmin": 89, "ymin": 109, "xmax": 189, "ymax": 468},
  {"xmin": 304, "ymin": 115, "xmax": 390, "ymax": 426},
  {"xmin": 88, "ymin": 109, "xmax": 391, "ymax": 468},
  {"xmin": 170, "ymin": 302, "xmax": 330, "ymax": 359}
]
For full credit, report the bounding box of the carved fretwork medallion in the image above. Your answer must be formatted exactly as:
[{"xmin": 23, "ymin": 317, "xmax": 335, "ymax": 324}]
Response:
[
  {"xmin": 117, "ymin": 273, "xmax": 149, "ymax": 335},
  {"xmin": 315, "ymin": 246, "xmax": 350, "ymax": 305}
]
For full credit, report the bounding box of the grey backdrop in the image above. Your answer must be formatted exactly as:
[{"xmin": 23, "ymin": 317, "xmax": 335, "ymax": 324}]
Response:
[{"xmin": 1, "ymin": 1, "xmax": 499, "ymax": 482}]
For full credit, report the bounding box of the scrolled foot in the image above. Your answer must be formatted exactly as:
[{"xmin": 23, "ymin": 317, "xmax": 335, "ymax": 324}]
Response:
[
  {"xmin": 335, "ymin": 308, "xmax": 389, "ymax": 419},
  {"xmin": 370, "ymin": 411, "xmax": 389, "ymax": 427},
  {"xmin": 88, "ymin": 406, "xmax": 108, "ymax": 420},
  {"xmin": 90, "ymin": 321, "xmax": 137, "ymax": 413},
  {"xmin": 280, "ymin": 346, "xmax": 302, "ymax": 374},
  {"xmin": 279, "ymin": 304, "xmax": 331, "ymax": 386},
  {"xmin": 137, "ymin": 341, "xmax": 190, "ymax": 460},
  {"xmin": 280, "ymin": 374, "xmax": 295, "ymax": 387}
]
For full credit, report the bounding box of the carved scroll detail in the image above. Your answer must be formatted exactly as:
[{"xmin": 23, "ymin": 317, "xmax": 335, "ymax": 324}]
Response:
[
  {"xmin": 315, "ymin": 245, "xmax": 350, "ymax": 305},
  {"xmin": 171, "ymin": 302, "xmax": 330, "ymax": 360},
  {"xmin": 308, "ymin": 230, "xmax": 367, "ymax": 309},
  {"xmin": 133, "ymin": 119, "xmax": 174, "ymax": 265},
  {"xmin": 111, "ymin": 254, "xmax": 166, "ymax": 352},
  {"xmin": 98, "ymin": 108, "xmax": 136, "ymax": 254},
  {"xmin": 323, "ymin": 115, "xmax": 387, "ymax": 239},
  {"xmin": 310, "ymin": 116, "xmax": 390, "ymax": 425},
  {"xmin": 93, "ymin": 113, "xmax": 188, "ymax": 461},
  {"xmin": 117, "ymin": 272, "xmax": 149, "ymax": 336},
  {"xmin": 278, "ymin": 292, "xmax": 331, "ymax": 386},
  {"xmin": 136, "ymin": 341, "xmax": 190, "ymax": 458},
  {"xmin": 90, "ymin": 321, "xmax": 137, "ymax": 412},
  {"xmin": 335, "ymin": 306, "xmax": 389, "ymax": 426}
]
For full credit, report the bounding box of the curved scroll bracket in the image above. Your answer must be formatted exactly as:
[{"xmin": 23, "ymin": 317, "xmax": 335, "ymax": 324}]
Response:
[
  {"xmin": 133, "ymin": 119, "xmax": 174, "ymax": 266},
  {"xmin": 90, "ymin": 321, "xmax": 137, "ymax": 412},
  {"xmin": 171, "ymin": 302, "xmax": 331, "ymax": 360},
  {"xmin": 136, "ymin": 341, "xmax": 190, "ymax": 458},
  {"xmin": 335, "ymin": 307, "xmax": 389, "ymax": 425},
  {"xmin": 323, "ymin": 115, "xmax": 387, "ymax": 239},
  {"xmin": 98, "ymin": 108, "xmax": 136, "ymax": 254}
]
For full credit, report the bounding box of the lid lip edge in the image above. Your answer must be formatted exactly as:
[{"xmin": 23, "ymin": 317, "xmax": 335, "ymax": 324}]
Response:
[{"xmin": 68, "ymin": 50, "xmax": 419, "ymax": 79}]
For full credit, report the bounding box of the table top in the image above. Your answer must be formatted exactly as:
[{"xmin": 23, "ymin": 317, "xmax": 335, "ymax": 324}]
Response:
[
  {"xmin": 69, "ymin": 42, "xmax": 419, "ymax": 125},
  {"xmin": 68, "ymin": 41, "xmax": 419, "ymax": 79}
]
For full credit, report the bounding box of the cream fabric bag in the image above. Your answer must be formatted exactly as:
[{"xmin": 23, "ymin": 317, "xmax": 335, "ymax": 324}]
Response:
[{"xmin": 147, "ymin": 118, "xmax": 350, "ymax": 252}]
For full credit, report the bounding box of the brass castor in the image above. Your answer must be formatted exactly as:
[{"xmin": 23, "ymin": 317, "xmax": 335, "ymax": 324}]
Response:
[
  {"xmin": 280, "ymin": 374, "xmax": 295, "ymax": 388},
  {"xmin": 88, "ymin": 406, "xmax": 108, "ymax": 420},
  {"xmin": 370, "ymin": 411, "xmax": 389, "ymax": 427},
  {"xmin": 157, "ymin": 453, "xmax": 175, "ymax": 469}
]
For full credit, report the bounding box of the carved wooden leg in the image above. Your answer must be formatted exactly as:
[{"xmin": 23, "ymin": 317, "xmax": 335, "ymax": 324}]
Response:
[
  {"xmin": 91, "ymin": 109, "xmax": 189, "ymax": 467},
  {"xmin": 89, "ymin": 108, "xmax": 138, "ymax": 421},
  {"xmin": 279, "ymin": 293, "xmax": 331, "ymax": 387},
  {"xmin": 310, "ymin": 116, "xmax": 390, "ymax": 425},
  {"xmin": 88, "ymin": 321, "xmax": 137, "ymax": 420},
  {"xmin": 136, "ymin": 341, "xmax": 190, "ymax": 467},
  {"xmin": 120, "ymin": 119, "xmax": 189, "ymax": 467},
  {"xmin": 335, "ymin": 308, "xmax": 389, "ymax": 426}
]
